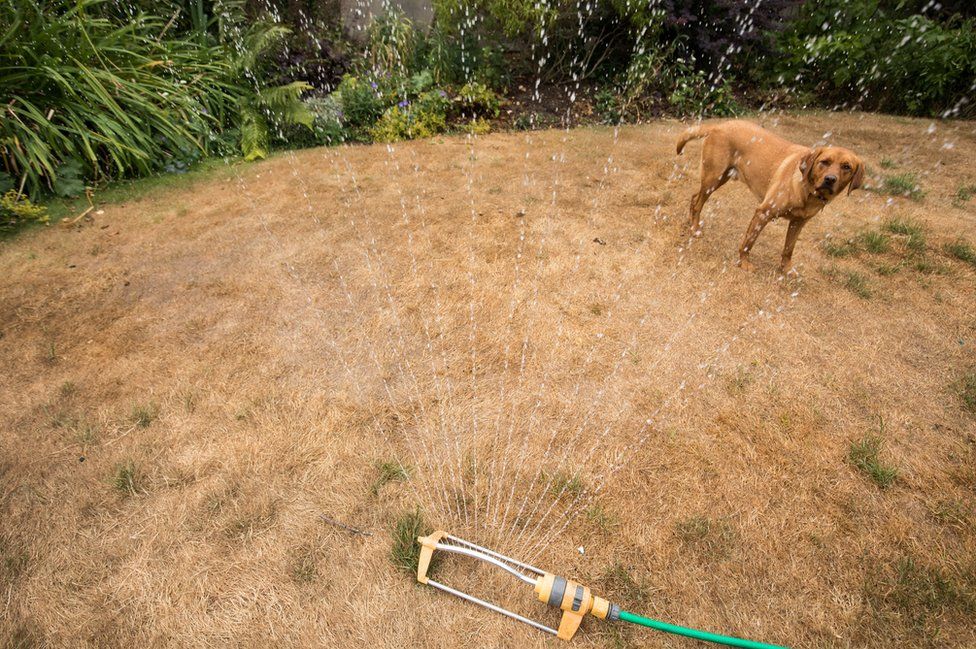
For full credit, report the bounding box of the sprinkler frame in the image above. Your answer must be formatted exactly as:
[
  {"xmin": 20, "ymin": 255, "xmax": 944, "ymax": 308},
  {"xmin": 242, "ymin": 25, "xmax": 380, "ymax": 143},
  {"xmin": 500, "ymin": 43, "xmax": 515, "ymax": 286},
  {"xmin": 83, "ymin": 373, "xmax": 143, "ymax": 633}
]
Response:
[
  {"xmin": 416, "ymin": 530, "xmax": 618, "ymax": 640},
  {"xmin": 416, "ymin": 530, "xmax": 790, "ymax": 648}
]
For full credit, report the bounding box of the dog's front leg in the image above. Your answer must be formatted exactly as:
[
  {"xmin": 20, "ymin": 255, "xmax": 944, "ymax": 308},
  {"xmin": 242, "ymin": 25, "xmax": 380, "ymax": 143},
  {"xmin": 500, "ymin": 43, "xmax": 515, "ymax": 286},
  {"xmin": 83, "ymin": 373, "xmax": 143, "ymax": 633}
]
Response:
[
  {"xmin": 780, "ymin": 218, "xmax": 808, "ymax": 273},
  {"xmin": 738, "ymin": 207, "xmax": 774, "ymax": 271}
]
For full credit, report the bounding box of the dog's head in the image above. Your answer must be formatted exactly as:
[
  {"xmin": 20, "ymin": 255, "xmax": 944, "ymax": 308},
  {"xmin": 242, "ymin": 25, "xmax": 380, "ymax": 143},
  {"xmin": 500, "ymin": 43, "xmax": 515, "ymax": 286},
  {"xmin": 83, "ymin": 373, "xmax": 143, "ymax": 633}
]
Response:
[{"xmin": 800, "ymin": 146, "xmax": 864, "ymax": 201}]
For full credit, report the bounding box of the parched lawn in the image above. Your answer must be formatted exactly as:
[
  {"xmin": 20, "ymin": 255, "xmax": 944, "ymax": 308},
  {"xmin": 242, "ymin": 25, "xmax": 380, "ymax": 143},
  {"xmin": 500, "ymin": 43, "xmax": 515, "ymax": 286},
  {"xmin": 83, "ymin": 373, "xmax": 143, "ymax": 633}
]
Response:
[{"xmin": 2, "ymin": 113, "xmax": 975, "ymax": 648}]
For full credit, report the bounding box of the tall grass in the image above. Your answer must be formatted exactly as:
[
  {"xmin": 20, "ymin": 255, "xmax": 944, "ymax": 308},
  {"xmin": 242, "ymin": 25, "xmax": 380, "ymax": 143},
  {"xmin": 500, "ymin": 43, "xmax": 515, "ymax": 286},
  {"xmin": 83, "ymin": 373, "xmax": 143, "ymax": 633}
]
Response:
[
  {"xmin": 0, "ymin": 0, "xmax": 234, "ymax": 196},
  {"xmin": 0, "ymin": 0, "xmax": 311, "ymax": 198}
]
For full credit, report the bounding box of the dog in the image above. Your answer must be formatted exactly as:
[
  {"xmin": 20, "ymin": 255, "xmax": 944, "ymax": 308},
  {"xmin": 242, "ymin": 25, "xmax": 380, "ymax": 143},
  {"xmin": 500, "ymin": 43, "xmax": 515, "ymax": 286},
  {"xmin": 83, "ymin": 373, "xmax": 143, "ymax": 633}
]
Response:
[{"xmin": 676, "ymin": 120, "xmax": 864, "ymax": 272}]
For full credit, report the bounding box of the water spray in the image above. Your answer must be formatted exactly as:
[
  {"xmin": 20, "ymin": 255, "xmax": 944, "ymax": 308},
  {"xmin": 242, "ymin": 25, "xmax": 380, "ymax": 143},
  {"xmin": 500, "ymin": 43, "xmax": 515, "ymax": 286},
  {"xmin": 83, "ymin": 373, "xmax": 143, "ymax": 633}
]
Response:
[{"xmin": 417, "ymin": 531, "xmax": 789, "ymax": 648}]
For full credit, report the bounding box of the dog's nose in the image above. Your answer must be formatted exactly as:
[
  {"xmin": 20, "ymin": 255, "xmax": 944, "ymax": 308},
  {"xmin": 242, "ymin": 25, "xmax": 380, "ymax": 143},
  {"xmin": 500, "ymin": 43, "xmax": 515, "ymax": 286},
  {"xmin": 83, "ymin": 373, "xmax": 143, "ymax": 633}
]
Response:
[{"xmin": 824, "ymin": 175, "xmax": 837, "ymax": 186}]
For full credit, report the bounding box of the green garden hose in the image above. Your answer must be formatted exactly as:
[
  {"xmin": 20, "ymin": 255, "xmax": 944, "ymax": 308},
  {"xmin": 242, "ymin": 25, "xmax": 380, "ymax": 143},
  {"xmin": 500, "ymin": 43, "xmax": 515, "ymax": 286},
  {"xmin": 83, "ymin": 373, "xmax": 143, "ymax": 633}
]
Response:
[{"xmin": 618, "ymin": 610, "xmax": 788, "ymax": 649}]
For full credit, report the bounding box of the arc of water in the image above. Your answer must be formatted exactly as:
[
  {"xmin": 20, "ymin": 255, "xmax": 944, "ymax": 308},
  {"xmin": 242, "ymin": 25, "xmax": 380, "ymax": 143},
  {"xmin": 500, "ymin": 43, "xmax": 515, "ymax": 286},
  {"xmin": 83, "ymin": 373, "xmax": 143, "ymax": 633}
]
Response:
[
  {"xmin": 519, "ymin": 285, "xmax": 804, "ymax": 566},
  {"xmin": 227, "ymin": 159, "xmax": 445, "ymax": 517}
]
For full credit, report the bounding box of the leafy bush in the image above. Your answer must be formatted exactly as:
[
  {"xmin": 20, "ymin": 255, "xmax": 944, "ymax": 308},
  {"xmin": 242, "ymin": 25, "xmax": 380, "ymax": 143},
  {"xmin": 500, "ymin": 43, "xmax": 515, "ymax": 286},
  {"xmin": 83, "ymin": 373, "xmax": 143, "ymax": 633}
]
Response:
[
  {"xmin": 456, "ymin": 83, "xmax": 502, "ymax": 118},
  {"xmin": 336, "ymin": 74, "xmax": 390, "ymax": 131},
  {"xmin": 772, "ymin": 3, "xmax": 976, "ymax": 116},
  {"xmin": 1, "ymin": 191, "xmax": 49, "ymax": 231},
  {"xmin": 670, "ymin": 71, "xmax": 740, "ymax": 117},
  {"xmin": 370, "ymin": 103, "xmax": 448, "ymax": 143},
  {"xmin": 419, "ymin": 23, "xmax": 506, "ymax": 87}
]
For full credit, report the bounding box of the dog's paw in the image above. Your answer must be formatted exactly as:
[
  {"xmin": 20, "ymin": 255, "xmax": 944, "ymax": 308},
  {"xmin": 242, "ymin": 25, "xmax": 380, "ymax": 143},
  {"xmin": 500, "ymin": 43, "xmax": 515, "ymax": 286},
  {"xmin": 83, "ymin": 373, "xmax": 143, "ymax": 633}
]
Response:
[
  {"xmin": 738, "ymin": 258, "xmax": 756, "ymax": 272},
  {"xmin": 779, "ymin": 264, "xmax": 799, "ymax": 277}
]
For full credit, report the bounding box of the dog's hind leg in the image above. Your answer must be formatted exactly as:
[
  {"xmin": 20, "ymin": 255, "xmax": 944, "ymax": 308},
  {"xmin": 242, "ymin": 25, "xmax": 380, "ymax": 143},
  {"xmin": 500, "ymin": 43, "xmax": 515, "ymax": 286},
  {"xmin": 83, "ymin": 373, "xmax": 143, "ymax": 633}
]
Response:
[{"xmin": 688, "ymin": 163, "xmax": 733, "ymax": 237}]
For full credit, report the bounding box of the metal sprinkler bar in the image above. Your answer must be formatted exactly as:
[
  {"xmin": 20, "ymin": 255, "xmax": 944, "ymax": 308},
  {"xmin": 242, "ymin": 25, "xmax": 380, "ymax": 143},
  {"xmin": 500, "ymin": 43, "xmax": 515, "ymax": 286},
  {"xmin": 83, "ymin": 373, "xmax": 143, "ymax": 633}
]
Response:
[{"xmin": 416, "ymin": 531, "xmax": 620, "ymax": 641}]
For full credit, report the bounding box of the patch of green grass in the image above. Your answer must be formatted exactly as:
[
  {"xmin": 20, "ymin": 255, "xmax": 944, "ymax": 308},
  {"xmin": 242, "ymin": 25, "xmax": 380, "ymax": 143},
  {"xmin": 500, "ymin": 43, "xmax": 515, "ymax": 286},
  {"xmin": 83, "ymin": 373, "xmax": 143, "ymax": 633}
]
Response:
[
  {"xmin": 822, "ymin": 237, "xmax": 858, "ymax": 258},
  {"xmin": 943, "ymin": 238, "xmax": 976, "ymax": 267},
  {"xmin": 588, "ymin": 303, "xmax": 604, "ymax": 316},
  {"xmin": 43, "ymin": 158, "xmax": 236, "ymax": 222},
  {"xmin": 858, "ymin": 230, "xmax": 890, "ymax": 254},
  {"xmin": 882, "ymin": 216, "xmax": 927, "ymax": 254},
  {"xmin": 865, "ymin": 556, "xmax": 976, "ymax": 633},
  {"xmin": 371, "ymin": 459, "xmax": 411, "ymax": 495},
  {"xmin": 74, "ymin": 423, "xmax": 96, "ymax": 445},
  {"xmin": 929, "ymin": 499, "xmax": 972, "ymax": 531},
  {"xmin": 225, "ymin": 499, "xmax": 278, "ymax": 541},
  {"xmin": 843, "ymin": 271, "xmax": 872, "ymax": 299},
  {"xmin": 390, "ymin": 508, "xmax": 434, "ymax": 576},
  {"xmin": 290, "ymin": 551, "xmax": 318, "ymax": 584},
  {"xmin": 585, "ymin": 504, "xmax": 620, "ymax": 532},
  {"xmin": 875, "ymin": 261, "xmax": 902, "ymax": 276},
  {"xmin": 848, "ymin": 433, "xmax": 898, "ymax": 489},
  {"xmin": 879, "ymin": 157, "xmax": 897, "ymax": 169},
  {"xmin": 958, "ymin": 370, "xmax": 976, "ymax": 414},
  {"xmin": 674, "ymin": 516, "xmax": 736, "ymax": 556},
  {"xmin": 131, "ymin": 402, "xmax": 159, "ymax": 428},
  {"xmin": 876, "ymin": 173, "xmax": 924, "ymax": 200},
  {"xmin": 58, "ymin": 381, "xmax": 78, "ymax": 399},
  {"xmin": 547, "ymin": 470, "xmax": 585, "ymax": 499},
  {"xmin": 600, "ymin": 562, "xmax": 649, "ymax": 606},
  {"xmin": 911, "ymin": 256, "xmax": 945, "ymax": 275},
  {"xmin": 953, "ymin": 183, "xmax": 976, "ymax": 206},
  {"xmin": 112, "ymin": 461, "xmax": 140, "ymax": 496}
]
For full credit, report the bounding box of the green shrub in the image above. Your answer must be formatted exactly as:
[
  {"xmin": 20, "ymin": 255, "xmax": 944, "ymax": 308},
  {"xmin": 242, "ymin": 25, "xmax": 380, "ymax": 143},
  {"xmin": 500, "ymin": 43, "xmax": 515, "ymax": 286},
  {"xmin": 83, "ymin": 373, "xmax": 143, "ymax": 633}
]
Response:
[
  {"xmin": 419, "ymin": 23, "xmax": 505, "ymax": 88},
  {"xmin": 456, "ymin": 82, "xmax": 502, "ymax": 119},
  {"xmin": 670, "ymin": 71, "xmax": 740, "ymax": 117},
  {"xmin": 1, "ymin": 191, "xmax": 48, "ymax": 231},
  {"xmin": 772, "ymin": 4, "xmax": 976, "ymax": 117},
  {"xmin": 370, "ymin": 104, "xmax": 447, "ymax": 143},
  {"xmin": 336, "ymin": 74, "xmax": 390, "ymax": 130},
  {"xmin": 594, "ymin": 87, "xmax": 624, "ymax": 124}
]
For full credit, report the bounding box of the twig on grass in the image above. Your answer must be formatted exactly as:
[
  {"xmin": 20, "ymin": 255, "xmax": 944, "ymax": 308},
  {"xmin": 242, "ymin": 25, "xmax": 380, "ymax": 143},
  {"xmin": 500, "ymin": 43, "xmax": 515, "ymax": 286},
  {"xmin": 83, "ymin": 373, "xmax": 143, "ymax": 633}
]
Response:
[{"xmin": 318, "ymin": 514, "xmax": 372, "ymax": 537}]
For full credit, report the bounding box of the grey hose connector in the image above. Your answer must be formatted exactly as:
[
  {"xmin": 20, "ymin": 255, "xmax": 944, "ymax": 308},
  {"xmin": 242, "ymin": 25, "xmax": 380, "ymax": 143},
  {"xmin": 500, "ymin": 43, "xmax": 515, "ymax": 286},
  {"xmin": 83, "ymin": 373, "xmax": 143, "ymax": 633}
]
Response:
[{"xmin": 608, "ymin": 604, "xmax": 621, "ymax": 621}]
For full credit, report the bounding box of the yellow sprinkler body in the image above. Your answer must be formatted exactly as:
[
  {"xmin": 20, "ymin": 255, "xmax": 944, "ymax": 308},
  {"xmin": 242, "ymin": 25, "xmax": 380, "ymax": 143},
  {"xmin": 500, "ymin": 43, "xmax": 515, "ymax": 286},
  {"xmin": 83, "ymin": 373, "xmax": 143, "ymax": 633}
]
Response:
[{"xmin": 534, "ymin": 572, "xmax": 618, "ymax": 639}]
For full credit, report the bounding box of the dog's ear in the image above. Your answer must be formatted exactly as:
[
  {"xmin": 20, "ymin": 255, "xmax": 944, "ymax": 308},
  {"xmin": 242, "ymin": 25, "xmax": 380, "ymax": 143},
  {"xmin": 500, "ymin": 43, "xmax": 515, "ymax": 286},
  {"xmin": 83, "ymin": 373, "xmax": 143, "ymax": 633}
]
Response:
[
  {"xmin": 848, "ymin": 157, "xmax": 865, "ymax": 195},
  {"xmin": 799, "ymin": 148, "xmax": 822, "ymax": 184}
]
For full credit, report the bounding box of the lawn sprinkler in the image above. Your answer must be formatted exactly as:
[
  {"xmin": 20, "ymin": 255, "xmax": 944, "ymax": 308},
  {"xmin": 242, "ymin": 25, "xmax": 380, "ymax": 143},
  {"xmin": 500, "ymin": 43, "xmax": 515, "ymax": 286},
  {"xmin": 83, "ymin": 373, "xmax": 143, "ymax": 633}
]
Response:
[{"xmin": 417, "ymin": 531, "xmax": 789, "ymax": 649}]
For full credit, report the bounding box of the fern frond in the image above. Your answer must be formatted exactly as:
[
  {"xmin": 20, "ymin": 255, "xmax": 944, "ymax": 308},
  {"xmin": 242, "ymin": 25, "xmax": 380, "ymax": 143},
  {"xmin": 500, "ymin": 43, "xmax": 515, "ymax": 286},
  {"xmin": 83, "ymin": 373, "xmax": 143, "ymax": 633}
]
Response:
[{"xmin": 240, "ymin": 106, "xmax": 269, "ymax": 161}]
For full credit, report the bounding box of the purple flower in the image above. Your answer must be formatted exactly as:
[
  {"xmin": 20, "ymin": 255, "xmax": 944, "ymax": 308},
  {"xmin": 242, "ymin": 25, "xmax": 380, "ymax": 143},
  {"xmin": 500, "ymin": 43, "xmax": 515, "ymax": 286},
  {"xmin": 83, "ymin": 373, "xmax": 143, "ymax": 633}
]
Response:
[
  {"xmin": 370, "ymin": 81, "xmax": 378, "ymax": 89},
  {"xmin": 438, "ymin": 90, "xmax": 447, "ymax": 98},
  {"xmin": 398, "ymin": 100, "xmax": 409, "ymax": 108}
]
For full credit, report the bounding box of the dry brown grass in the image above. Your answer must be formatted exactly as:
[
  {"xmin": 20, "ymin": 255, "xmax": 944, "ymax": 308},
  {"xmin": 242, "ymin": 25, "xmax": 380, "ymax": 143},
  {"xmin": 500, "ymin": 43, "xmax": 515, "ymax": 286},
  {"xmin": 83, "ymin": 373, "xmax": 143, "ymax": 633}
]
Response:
[{"xmin": 2, "ymin": 112, "xmax": 976, "ymax": 648}]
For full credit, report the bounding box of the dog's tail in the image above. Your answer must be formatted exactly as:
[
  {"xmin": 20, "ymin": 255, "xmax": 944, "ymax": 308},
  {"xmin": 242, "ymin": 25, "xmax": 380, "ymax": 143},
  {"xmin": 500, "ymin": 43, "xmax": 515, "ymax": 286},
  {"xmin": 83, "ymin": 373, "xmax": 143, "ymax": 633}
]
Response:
[{"xmin": 675, "ymin": 125, "xmax": 710, "ymax": 155}]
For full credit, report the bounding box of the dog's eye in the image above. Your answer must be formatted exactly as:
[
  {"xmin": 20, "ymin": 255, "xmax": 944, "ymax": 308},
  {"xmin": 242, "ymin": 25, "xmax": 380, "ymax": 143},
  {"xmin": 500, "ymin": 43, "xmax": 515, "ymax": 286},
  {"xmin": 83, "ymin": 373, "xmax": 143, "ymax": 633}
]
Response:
[
  {"xmin": 841, "ymin": 163, "xmax": 852, "ymax": 171},
  {"xmin": 819, "ymin": 160, "xmax": 830, "ymax": 166}
]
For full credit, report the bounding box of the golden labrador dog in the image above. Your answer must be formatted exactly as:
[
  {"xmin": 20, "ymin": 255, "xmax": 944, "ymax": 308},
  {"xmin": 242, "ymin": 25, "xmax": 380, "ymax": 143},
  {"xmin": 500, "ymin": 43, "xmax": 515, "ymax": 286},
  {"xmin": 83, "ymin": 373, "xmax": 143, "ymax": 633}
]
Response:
[{"xmin": 676, "ymin": 120, "xmax": 864, "ymax": 272}]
